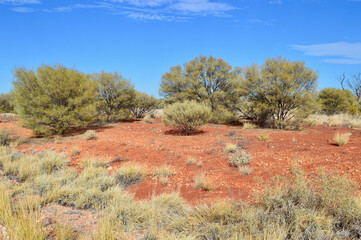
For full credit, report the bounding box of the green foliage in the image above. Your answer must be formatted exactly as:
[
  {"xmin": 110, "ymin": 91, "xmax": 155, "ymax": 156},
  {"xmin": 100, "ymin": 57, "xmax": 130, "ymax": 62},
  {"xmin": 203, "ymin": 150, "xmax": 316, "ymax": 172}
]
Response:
[
  {"xmin": 95, "ymin": 71, "xmax": 136, "ymax": 122},
  {"xmin": 319, "ymin": 88, "xmax": 357, "ymax": 115},
  {"xmin": 160, "ymin": 55, "xmax": 242, "ymax": 122},
  {"xmin": 238, "ymin": 57, "xmax": 318, "ymax": 128},
  {"xmin": 12, "ymin": 64, "xmax": 96, "ymax": 135},
  {"xmin": 129, "ymin": 91, "xmax": 159, "ymax": 118},
  {"xmin": 163, "ymin": 100, "xmax": 211, "ymax": 135},
  {"xmin": 0, "ymin": 92, "xmax": 15, "ymax": 113}
]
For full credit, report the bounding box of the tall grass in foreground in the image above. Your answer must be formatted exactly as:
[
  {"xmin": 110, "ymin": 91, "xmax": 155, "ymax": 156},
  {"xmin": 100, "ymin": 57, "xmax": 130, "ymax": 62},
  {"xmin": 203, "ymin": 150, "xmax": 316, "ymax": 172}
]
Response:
[
  {"xmin": 334, "ymin": 132, "xmax": 351, "ymax": 146},
  {"xmin": 1, "ymin": 146, "xmax": 361, "ymax": 239}
]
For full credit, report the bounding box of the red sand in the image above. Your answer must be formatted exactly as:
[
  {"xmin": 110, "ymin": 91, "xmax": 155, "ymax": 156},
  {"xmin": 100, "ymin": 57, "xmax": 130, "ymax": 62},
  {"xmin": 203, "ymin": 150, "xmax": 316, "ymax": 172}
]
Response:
[{"xmin": 2, "ymin": 117, "xmax": 360, "ymax": 205}]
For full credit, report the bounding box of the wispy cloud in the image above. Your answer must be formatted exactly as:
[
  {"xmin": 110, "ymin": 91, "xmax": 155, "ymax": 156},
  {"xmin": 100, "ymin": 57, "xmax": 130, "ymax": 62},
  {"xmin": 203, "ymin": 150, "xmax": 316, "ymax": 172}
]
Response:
[
  {"xmin": 11, "ymin": 6, "xmax": 34, "ymax": 11},
  {"xmin": 3, "ymin": 0, "xmax": 237, "ymax": 21},
  {"xmin": 269, "ymin": 0, "xmax": 281, "ymax": 4},
  {"xmin": 290, "ymin": 42, "xmax": 361, "ymax": 64},
  {"xmin": 0, "ymin": 0, "xmax": 39, "ymax": 4},
  {"xmin": 107, "ymin": 0, "xmax": 236, "ymax": 20}
]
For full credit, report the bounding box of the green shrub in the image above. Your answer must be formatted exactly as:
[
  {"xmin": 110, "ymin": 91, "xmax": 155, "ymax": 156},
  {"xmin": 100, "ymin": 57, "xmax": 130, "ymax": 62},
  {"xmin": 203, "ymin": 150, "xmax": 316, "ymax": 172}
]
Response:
[
  {"xmin": 0, "ymin": 92, "xmax": 15, "ymax": 113},
  {"xmin": 229, "ymin": 149, "xmax": 252, "ymax": 167},
  {"xmin": 13, "ymin": 64, "xmax": 97, "ymax": 135},
  {"xmin": 163, "ymin": 100, "xmax": 211, "ymax": 135},
  {"xmin": 319, "ymin": 88, "xmax": 357, "ymax": 115}
]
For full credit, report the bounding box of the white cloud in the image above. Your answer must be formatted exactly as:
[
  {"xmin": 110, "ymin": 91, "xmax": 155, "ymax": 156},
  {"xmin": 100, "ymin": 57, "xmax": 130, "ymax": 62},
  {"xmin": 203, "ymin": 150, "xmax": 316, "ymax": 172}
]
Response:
[
  {"xmin": 109, "ymin": 0, "xmax": 172, "ymax": 7},
  {"xmin": 170, "ymin": 0, "xmax": 234, "ymax": 14},
  {"xmin": 290, "ymin": 42, "xmax": 361, "ymax": 64},
  {"xmin": 11, "ymin": 6, "xmax": 34, "ymax": 11},
  {"xmin": 0, "ymin": 0, "xmax": 39, "ymax": 4}
]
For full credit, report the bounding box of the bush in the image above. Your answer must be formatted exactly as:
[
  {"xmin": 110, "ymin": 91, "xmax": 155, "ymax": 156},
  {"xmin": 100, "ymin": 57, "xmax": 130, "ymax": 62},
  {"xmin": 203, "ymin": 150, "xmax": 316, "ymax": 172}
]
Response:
[
  {"xmin": 13, "ymin": 65, "xmax": 96, "ymax": 136},
  {"xmin": 0, "ymin": 92, "xmax": 15, "ymax": 113},
  {"xmin": 319, "ymin": 88, "xmax": 357, "ymax": 115},
  {"xmin": 229, "ymin": 149, "xmax": 252, "ymax": 167},
  {"xmin": 84, "ymin": 130, "xmax": 97, "ymax": 140},
  {"xmin": 163, "ymin": 100, "xmax": 211, "ymax": 135}
]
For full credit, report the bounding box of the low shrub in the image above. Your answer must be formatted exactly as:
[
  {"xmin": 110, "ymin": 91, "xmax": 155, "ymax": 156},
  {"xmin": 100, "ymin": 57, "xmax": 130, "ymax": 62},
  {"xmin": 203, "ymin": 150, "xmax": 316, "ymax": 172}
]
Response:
[
  {"xmin": 229, "ymin": 150, "xmax": 253, "ymax": 167},
  {"xmin": 163, "ymin": 100, "xmax": 211, "ymax": 135}
]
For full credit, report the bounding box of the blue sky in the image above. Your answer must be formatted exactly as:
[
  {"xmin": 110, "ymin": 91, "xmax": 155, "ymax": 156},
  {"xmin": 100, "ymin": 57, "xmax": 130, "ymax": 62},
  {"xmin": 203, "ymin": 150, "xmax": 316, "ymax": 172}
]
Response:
[{"xmin": 0, "ymin": 0, "xmax": 360, "ymax": 97}]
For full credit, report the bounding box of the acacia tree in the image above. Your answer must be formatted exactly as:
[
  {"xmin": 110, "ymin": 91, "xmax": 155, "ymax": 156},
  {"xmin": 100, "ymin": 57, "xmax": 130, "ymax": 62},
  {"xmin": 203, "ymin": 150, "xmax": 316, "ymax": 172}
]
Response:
[
  {"xmin": 95, "ymin": 71, "xmax": 136, "ymax": 122},
  {"xmin": 238, "ymin": 57, "xmax": 318, "ymax": 128},
  {"xmin": 160, "ymin": 55, "xmax": 242, "ymax": 122},
  {"xmin": 129, "ymin": 91, "xmax": 158, "ymax": 118},
  {"xmin": 13, "ymin": 65, "xmax": 96, "ymax": 135},
  {"xmin": 318, "ymin": 88, "xmax": 356, "ymax": 115}
]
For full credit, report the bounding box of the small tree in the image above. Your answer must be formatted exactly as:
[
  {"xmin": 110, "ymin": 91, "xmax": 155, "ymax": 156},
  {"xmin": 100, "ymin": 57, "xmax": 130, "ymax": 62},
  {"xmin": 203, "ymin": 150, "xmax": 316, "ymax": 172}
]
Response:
[
  {"xmin": 160, "ymin": 55, "xmax": 242, "ymax": 122},
  {"xmin": 318, "ymin": 88, "xmax": 357, "ymax": 115},
  {"xmin": 13, "ymin": 64, "xmax": 96, "ymax": 135},
  {"xmin": 129, "ymin": 91, "xmax": 158, "ymax": 118},
  {"xmin": 163, "ymin": 100, "xmax": 211, "ymax": 135},
  {"xmin": 238, "ymin": 57, "xmax": 318, "ymax": 128},
  {"xmin": 0, "ymin": 92, "xmax": 15, "ymax": 113},
  {"xmin": 95, "ymin": 71, "xmax": 135, "ymax": 122}
]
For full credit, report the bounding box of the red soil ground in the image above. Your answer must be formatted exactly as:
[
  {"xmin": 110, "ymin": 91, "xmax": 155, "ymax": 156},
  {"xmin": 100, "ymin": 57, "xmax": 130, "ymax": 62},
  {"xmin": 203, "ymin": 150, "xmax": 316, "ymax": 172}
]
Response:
[{"xmin": 2, "ymin": 117, "xmax": 360, "ymax": 205}]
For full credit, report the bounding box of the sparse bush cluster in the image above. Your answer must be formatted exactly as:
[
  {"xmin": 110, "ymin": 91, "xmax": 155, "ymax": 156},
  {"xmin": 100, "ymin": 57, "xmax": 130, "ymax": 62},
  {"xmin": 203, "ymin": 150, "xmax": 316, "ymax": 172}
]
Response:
[{"xmin": 11, "ymin": 65, "xmax": 159, "ymax": 136}]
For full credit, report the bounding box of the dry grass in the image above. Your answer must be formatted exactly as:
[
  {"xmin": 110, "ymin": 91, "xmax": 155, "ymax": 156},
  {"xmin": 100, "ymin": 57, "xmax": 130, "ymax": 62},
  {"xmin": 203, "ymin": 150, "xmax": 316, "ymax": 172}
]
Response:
[
  {"xmin": 84, "ymin": 130, "xmax": 97, "ymax": 140},
  {"xmin": 306, "ymin": 114, "xmax": 361, "ymax": 128},
  {"xmin": 334, "ymin": 132, "xmax": 351, "ymax": 146},
  {"xmin": 223, "ymin": 143, "xmax": 237, "ymax": 153},
  {"xmin": 113, "ymin": 164, "xmax": 147, "ymax": 189},
  {"xmin": 1, "ymin": 146, "xmax": 361, "ymax": 239},
  {"xmin": 257, "ymin": 134, "xmax": 269, "ymax": 141},
  {"xmin": 153, "ymin": 165, "xmax": 177, "ymax": 178},
  {"xmin": 142, "ymin": 114, "xmax": 154, "ymax": 124},
  {"xmin": 194, "ymin": 174, "xmax": 215, "ymax": 191},
  {"xmin": 239, "ymin": 166, "xmax": 252, "ymax": 175},
  {"xmin": 243, "ymin": 122, "xmax": 257, "ymax": 129}
]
